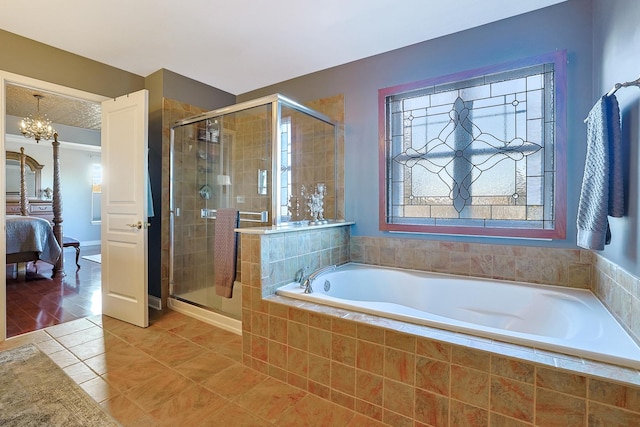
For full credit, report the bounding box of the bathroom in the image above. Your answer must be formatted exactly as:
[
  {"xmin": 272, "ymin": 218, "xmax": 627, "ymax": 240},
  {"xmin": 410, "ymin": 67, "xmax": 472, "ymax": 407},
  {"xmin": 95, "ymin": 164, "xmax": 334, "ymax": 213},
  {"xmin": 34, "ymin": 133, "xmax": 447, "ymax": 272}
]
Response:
[
  {"xmin": 1, "ymin": 0, "xmax": 638, "ymax": 425},
  {"xmin": 159, "ymin": 1, "xmax": 640, "ymax": 425}
]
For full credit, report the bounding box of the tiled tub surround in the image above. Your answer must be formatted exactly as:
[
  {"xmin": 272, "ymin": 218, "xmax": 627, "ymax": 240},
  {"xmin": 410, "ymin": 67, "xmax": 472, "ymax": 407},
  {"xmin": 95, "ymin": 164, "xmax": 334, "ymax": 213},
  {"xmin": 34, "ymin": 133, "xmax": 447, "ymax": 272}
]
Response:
[
  {"xmin": 350, "ymin": 236, "xmax": 640, "ymax": 348},
  {"xmin": 240, "ymin": 227, "xmax": 640, "ymax": 426},
  {"xmin": 275, "ymin": 263, "xmax": 640, "ymax": 369}
]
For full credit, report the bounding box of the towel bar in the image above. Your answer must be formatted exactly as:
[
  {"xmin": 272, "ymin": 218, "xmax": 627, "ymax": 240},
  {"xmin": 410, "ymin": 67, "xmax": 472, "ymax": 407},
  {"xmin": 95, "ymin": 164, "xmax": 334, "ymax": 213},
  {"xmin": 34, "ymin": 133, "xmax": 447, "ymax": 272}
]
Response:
[{"xmin": 200, "ymin": 208, "xmax": 268, "ymax": 223}]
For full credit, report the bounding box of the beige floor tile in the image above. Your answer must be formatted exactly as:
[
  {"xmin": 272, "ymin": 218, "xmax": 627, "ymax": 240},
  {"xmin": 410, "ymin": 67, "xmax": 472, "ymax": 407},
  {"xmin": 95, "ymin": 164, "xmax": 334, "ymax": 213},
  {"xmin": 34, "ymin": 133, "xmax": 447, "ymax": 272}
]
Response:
[
  {"xmin": 235, "ymin": 376, "xmax": 307, "ymax": 423},
  {"xmin": 175, "ymin": 351, "xmax": 237, "ymax": 383},
  {"xmin": 143, "ymin": 335, "xmax": 206, "ymax": 367},
  {"xmin": 190, "ymin": 329, "xmax": 242, "ymax": 355},
  {"xmin": 166, "ymin": 317, "xmax": 219, "ymax": 339},
  {"xmin": 63, "ymin": 361, "xmax": 98, "ymax": 384},
  {"xmin": 148, "ymin": 309, "xmax": 194, "ymax": 330},
  {"xmin": 200, "ymin": 402, "xmax": 274, "ymax": 427},
  {"xmin": 55, "ymin": 325, "xmax": 107, "ymax": 348},
  {"xmin": 21, "ymin": 309, "xmax": 376, "ymax": 427},
  {"xmin": 147, "ymin": 384, "xmax": 228, "ymax": 426},
  {"xmin": 83, "ymin": 340, "xmax": 149, "ymax": 375},
  {"xmin": 34, "ymin": 338, "xmax": 66, "ymax": 354},
  {"xmin": 216, "ymin": 336, "xmax": 244, "ymax": 362},
  {"xmin": 46, "ymin": 318, "xmax": 96, "ymax": 338},
  {"xmin": 100, "ymin": 394, "xmax": 156, "ymax": 427},
  {"xmin": 201, "ymin": 363, "xmax": 268, "ymax": 400},
  {"xmin": 125, "ymin": 370, "xmax": 195, "ymax": 413},
  {"xmin": 346, "ymin": 413, "xmax": 388, "ymax": 426},
  {"xmin": 80, "ymin": 376, "xmax": 120, "ymax": 403},
  {"xmin": 47, "ymin": 348, "xmax": 81, "ymax": 368},
  {"xmin": 102, "ymin": 355, "xmax": 167, "ymax": 393},
  {"xmin": 66, "ymin": 334, "xmax": 113, "ymax": 361},
  {"xmin": 86, "ymin": 314, "xmax": 103, "ymax": 327},
  {"xmin": 275, "ymin": 393, "xmax": 356, "ymax": 427}
]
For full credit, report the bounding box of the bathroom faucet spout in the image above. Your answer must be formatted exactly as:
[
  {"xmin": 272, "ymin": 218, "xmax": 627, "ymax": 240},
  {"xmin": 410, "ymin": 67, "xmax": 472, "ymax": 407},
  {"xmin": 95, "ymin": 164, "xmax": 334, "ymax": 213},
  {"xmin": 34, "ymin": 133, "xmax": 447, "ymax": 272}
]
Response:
[{"xmin": 302, "ymin": 264, "xmax": 336, "ymax": 294}]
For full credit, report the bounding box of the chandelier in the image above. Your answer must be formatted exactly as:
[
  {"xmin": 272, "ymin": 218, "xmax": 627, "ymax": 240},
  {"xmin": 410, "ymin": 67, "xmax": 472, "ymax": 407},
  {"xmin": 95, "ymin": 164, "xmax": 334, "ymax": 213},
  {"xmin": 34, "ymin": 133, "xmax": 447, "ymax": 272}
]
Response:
[{"xmin": 19, "ymin": 94, "xmax": 56, "ymax": 142}]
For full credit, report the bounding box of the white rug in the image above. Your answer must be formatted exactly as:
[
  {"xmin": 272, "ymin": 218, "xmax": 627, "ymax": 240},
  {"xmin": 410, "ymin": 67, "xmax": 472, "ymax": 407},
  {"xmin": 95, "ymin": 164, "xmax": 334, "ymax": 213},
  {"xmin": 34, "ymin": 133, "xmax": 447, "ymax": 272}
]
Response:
[{"xmin": 81, "ymin": 254, "xmax": 101, "ymax": 264}]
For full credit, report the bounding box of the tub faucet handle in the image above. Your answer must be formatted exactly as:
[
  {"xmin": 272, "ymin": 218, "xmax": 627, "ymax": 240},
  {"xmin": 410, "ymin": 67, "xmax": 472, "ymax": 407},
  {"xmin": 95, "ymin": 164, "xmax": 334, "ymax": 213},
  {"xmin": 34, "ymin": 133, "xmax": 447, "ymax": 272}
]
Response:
[{"xmin": 296, "ymin": 266, "xmax": 308, "ymax": 287}]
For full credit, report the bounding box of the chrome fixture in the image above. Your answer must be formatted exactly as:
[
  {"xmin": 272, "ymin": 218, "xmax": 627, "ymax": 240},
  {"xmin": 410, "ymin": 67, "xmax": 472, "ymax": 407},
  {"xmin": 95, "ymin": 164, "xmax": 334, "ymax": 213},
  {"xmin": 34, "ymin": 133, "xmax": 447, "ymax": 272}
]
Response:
[
  {"xmin": 295, "ymin": 267, "xmax": 308, "ymax": 287},
  {"xmin": 301, "ymin": 264, "xmax": 336, "ymax": 294},
  {"xmin": 19, "ymin": 94, "xmax": 56, "ymax": 142}
]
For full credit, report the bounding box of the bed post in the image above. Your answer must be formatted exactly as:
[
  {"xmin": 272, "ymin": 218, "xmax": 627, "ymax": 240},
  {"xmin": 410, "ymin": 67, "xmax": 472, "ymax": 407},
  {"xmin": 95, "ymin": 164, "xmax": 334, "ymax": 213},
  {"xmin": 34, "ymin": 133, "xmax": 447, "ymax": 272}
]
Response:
[
  {"xmin": 19, "ymin": 147, "xmax": 29, "ymax": 215},
  {"xmin": 51, "ymin": 133, "xmax": 65, "ymax": 278}
]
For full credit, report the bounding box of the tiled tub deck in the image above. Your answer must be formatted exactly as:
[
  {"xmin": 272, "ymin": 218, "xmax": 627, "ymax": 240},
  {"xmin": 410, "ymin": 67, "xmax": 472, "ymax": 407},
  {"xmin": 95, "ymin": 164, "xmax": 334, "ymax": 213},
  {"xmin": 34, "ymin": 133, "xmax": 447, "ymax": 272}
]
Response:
[{"xmin": 240, "ymin": 227, "xmax": 640, "ymax": 426}]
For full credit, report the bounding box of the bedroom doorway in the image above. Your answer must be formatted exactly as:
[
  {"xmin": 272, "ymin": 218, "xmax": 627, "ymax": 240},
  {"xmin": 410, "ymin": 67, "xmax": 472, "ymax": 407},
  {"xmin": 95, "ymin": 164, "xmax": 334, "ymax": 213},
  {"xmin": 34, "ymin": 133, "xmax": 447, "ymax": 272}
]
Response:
[{"xmin": 1, "ymin": 71, "xmax": 108, "ymax": 340}]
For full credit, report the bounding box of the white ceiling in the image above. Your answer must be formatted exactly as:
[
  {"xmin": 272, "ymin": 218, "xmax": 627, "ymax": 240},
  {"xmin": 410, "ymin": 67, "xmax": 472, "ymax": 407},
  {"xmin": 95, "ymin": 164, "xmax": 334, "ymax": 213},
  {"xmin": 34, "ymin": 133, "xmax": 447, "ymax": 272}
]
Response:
[{"xmin": 0, "ymin": 0, "xmax": 566, "ymax": 96}]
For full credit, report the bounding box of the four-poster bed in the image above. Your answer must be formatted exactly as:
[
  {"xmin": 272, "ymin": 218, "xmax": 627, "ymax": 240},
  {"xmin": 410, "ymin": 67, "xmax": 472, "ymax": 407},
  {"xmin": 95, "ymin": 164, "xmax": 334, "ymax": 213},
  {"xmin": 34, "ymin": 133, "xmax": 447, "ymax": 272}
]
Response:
[{"xmin": 5, "ymin": 134, "xmax": 67, "ymax": 278}]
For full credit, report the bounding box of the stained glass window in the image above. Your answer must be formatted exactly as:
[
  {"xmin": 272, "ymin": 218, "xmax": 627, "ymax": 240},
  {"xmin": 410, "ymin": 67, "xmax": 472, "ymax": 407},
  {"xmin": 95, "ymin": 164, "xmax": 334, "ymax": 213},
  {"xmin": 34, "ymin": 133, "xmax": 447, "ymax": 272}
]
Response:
[{"xmin": 379, "ymin": 52, "xmax": 566, "ymax": 238}]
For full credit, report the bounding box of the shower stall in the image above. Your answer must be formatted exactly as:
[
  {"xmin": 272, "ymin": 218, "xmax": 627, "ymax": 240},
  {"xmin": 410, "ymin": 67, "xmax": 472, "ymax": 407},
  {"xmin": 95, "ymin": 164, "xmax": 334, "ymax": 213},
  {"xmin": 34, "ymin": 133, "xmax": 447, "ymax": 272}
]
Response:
[{"xmin": 169, "ymin": 94, "xmax": 337, "ymax": 326}]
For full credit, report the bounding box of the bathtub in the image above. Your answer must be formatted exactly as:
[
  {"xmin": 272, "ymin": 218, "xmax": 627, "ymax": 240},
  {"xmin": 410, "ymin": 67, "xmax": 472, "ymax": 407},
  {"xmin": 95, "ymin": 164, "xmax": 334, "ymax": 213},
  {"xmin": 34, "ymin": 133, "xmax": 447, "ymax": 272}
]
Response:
[{"xmin": 277, "ymin": 263, "xmax": 640, "ymax": 369}]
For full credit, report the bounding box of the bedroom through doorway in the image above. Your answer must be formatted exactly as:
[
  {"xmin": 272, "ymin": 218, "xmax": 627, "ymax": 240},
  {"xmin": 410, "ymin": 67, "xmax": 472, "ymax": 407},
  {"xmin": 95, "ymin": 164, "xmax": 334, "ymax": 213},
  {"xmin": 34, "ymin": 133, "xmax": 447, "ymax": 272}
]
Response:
[{"xmin": 3, "ymin": 78, "xmax": 104, "ymax": 339}]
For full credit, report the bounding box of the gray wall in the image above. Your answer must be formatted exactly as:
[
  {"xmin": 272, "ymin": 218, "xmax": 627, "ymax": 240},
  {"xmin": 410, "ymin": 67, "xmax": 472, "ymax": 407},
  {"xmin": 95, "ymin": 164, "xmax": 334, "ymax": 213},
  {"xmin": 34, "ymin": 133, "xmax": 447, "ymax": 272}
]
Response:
[
  {"xmin": 592, "ymin": 0, "xmax": 640, "ymax": 275},
  {"xmin": 239, "ymin": 0, "xmax": 594, "ymax": 248},
  {"xmin": 0, "ymin": 29, "xmax": 144, "ymax": 98}
]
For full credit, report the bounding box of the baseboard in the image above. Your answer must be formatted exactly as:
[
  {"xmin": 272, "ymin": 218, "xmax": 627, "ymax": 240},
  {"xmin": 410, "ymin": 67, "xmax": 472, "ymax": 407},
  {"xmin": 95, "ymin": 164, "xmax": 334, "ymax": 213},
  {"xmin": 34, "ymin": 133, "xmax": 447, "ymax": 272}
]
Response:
[
  {"xmin": 168, "ymin": 298, "xmax": 241, "ymax": 335},
  {"xmin": 148, "ymin": 295, "xmax": 162, "ymax": 310}
]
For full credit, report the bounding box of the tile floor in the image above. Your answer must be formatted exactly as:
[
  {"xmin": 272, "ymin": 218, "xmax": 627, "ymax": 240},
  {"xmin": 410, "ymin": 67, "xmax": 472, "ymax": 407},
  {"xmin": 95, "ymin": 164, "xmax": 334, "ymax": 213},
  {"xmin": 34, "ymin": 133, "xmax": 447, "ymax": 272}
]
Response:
[
  {"xmin": 0, "ymin": 309, "xmax": 383, "ymax": 426},
  {"xmin": 6, "ymin": 244, "xmax": 102, "ymax": 337}
]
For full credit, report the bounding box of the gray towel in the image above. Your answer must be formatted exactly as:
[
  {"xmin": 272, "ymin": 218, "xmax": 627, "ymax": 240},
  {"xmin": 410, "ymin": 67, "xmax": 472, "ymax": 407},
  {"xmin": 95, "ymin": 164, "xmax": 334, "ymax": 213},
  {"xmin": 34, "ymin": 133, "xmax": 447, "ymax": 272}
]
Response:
[
  {"xmin": 577, "ymin": 95, "xmax": 624, "ymax": 250},
  {"xmin": 214, "ymin": 209, "xmax": 239, "ymax": 298}
]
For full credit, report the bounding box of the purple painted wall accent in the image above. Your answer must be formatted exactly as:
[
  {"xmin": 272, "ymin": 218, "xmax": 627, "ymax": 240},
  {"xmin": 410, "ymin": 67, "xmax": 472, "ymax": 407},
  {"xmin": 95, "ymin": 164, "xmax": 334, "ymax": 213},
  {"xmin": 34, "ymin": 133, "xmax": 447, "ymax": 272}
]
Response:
[
  {"xmin": 237, "ymin": 2, "xmax": 638, "ymax": 271},
  {"xmin": 592, "ymin": 0, "xmax": 640, "ymax": 275}
]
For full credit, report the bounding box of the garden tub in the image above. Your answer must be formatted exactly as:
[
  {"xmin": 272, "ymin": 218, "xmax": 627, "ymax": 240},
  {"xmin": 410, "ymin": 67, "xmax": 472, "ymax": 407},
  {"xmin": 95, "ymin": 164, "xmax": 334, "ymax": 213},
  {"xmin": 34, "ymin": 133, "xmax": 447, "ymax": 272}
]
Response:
[{"xmin": 277, "ymin": 263, "xmax": 640, "ymax": 369}]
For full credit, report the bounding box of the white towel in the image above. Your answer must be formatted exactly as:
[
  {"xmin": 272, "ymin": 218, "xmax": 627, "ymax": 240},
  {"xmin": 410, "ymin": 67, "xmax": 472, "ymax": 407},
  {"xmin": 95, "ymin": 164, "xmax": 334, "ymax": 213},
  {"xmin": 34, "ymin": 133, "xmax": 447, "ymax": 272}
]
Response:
[{"xmin": 577, "ymin": 95, "xmax": 624, "ymax": 250}]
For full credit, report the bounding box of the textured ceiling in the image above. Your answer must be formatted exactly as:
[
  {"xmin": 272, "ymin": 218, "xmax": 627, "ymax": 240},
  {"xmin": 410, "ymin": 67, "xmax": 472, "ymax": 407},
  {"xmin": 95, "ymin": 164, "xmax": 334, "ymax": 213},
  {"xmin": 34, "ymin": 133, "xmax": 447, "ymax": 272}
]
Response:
[{"xmin": 6, "ymin": 84, "xmax": 101, "ymax": 131}]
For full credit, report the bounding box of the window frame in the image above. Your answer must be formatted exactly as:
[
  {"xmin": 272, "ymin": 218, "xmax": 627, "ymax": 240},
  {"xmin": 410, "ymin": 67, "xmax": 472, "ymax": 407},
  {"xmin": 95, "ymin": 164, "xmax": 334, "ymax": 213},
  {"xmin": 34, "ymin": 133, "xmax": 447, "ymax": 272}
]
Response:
[{"xmin": 378, "ymin": 51, "xmax": 567, "ymax": 239}]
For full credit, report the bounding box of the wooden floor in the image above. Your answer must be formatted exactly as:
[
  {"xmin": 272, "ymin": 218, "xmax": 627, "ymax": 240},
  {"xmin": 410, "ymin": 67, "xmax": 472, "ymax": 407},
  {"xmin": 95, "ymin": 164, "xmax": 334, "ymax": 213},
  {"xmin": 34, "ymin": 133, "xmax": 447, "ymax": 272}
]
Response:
[{"xmin": 6, "ymin": 244, "xmax": 102, "ymax": 338}]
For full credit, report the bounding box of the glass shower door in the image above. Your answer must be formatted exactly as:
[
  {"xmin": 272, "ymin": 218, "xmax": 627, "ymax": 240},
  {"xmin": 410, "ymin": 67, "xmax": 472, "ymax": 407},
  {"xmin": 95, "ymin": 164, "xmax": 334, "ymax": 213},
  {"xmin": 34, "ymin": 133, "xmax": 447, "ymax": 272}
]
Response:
[{"xmin": 171, "ymin": 117, "xmax": 240, "ymax": 317}]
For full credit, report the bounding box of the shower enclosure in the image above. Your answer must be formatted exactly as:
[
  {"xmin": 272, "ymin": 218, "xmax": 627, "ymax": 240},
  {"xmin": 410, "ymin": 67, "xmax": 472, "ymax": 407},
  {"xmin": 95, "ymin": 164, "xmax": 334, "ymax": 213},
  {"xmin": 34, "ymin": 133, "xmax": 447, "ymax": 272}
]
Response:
[{"xmin": 170, "ymin": 94, "xmax": 337, "ymax": 319}]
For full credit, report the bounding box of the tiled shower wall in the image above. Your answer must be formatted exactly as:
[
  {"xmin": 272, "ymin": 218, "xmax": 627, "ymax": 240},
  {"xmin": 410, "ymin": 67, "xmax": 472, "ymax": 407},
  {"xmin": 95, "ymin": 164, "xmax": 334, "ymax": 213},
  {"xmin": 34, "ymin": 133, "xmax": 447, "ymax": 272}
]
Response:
[
  {"xmin": 240, "ymin": 226, "xmax": 640, "ymax": 426},
  {"xmin": 162, "ymin": 99, "xmax": 210, "ymax": 296}
]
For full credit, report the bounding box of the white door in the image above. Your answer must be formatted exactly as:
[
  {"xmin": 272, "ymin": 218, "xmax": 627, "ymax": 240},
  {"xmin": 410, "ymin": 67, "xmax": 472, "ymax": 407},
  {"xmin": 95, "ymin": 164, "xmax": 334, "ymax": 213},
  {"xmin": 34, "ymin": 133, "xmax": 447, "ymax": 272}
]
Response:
[{"xmin": 101, "ymin": 90, "xmax": 149, "ymax": 327}]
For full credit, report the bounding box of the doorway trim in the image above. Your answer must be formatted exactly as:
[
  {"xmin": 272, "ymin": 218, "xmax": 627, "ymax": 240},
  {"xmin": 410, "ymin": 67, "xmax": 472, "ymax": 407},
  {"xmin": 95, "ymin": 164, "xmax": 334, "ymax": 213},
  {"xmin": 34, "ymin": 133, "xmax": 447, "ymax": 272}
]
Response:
[{"xmin": 0, "ymin": 70, "xmax": 109, "ymax": 342}]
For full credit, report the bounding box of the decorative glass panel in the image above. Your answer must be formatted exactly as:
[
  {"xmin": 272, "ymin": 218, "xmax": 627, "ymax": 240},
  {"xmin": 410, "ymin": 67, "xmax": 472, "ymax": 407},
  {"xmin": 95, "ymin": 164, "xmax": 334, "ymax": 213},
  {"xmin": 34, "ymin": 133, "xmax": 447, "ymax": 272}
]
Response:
[{"xmin": 380, "ymin": 52, "xmax": 566, "ymax": 238}]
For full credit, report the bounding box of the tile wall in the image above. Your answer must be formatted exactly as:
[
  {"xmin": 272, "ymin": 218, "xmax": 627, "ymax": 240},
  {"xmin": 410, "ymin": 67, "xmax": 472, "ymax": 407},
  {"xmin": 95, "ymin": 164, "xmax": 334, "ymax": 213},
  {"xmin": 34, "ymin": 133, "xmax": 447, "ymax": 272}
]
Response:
[
  {"xmin": 240, "ymin": 226, "xmax": 640, "ymax": 426},
  {"xmin": 592, "ymin": 255, "xmax": 640, "ymax": 346}
]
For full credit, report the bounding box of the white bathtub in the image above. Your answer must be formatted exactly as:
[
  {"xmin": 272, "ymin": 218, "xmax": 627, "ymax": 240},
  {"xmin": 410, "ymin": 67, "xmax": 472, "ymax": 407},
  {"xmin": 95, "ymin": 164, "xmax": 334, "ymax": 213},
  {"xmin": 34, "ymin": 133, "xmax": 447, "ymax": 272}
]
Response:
[{"xmin": 277, "ymin": 263, "xmax": 640, "ymax": 369}]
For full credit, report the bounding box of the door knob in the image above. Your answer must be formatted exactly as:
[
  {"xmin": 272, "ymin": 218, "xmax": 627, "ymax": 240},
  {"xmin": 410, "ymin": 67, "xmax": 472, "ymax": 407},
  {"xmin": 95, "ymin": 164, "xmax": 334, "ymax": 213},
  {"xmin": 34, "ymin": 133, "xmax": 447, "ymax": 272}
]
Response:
[{"xmin": 126, "ymin": 221, "xmax": 152, "ymax": 230}]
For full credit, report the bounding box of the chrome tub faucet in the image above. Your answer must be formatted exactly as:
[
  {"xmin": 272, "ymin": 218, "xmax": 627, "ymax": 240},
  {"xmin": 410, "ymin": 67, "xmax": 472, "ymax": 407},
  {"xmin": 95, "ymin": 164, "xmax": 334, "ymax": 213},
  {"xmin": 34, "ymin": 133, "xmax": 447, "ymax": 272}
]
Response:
[{"xmin": 301, "ymin": 264, "xmax": 336, "ymax": 294}]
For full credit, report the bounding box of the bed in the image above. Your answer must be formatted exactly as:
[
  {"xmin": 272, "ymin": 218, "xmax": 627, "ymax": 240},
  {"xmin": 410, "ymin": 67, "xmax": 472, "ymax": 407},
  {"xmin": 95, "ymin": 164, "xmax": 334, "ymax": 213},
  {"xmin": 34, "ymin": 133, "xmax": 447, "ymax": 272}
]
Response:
[
  {"xmin": 6, "ymin": 139, "xmax": 65, "ymax": 278},
  {"xmin": 6, "ymin": 215, "xmax": 61, "ymax": 266}
]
